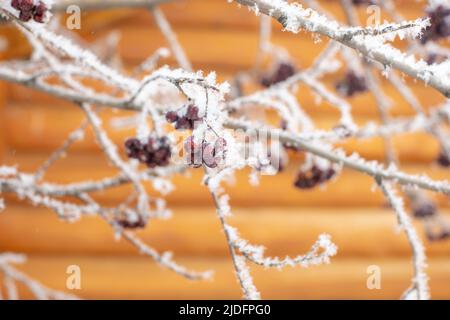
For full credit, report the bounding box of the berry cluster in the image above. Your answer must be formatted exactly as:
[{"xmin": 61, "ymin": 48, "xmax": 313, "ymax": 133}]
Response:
[
  {"xmin": 436, "ymin": 150, "xmax": 450, "ymax": 168},
  {"xmin": 294, "ymin": 165, "xmax": 336, "ymax": 189},
  {"xmin": 421, "ymin": 5, "xmax": 450, "ymax": 43},
  {"xmin": 165, "ymin": 104, "xmax": 203, "ymax": 130},
  {"xmin": 426, "ymin": 53, "xmax": 447, "ymax": 65},
  {"xmin": 412, "ymin": 201, "xmax": 436, "ymax": 219},
  {"xmin": 11, "ymin": 0, "xmax": 48, "ymax": 23},
  {"xmin": 335, "ymin": 71, "xmax": 368, "ymax": 97},
  {"xmin": 124, "ymin": 136, "xmax": 171, "ymax": 168},
  {"xmin": 260, "ymin": 62, "xmax": 296, "ymax": 87},
  {"xmin": 427, "ymin": 229, "xmax": 450, "ymax": 242},
  {"xmin": 116, "ymin": 217, "xmax": 146, "ymax": 229},
  {"xmin": 184, "ymin": 136, "xmax": 227, "ymax": 169},
  {"xmin": 351, "ymin": 0, "xmax": 377, "ymax": 6}
]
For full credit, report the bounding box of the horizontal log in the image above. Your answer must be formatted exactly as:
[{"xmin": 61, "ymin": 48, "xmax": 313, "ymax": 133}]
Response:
[
  {"xmin": 1, "ymin": 103, "xmax": 442, "ymax": 163},
  {"xmin": 2, "ymin": 152, "xmax": 450, "ymax": 207},
  {"xmin": 4, "ymin": 255, "xmax": 450, "ymax": 299},
  {"xmin": 1, "ymin": 206, "xmax": 449, "ymax": 257}
]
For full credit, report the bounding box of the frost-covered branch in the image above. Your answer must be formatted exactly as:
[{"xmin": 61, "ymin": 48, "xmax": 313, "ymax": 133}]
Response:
[
  {"xmin": 376, "ymin": 179, "xmax": 429, "ymax": 300},
  {"xmin": 232, "ymin": 0, "xmax": 450, "ymax": 98},
  {"xmin": 0, "ymin": 253, "xmax": 79, "ymax": 300}
]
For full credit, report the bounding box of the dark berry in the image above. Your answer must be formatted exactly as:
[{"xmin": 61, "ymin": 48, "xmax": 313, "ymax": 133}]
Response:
[
  {"xmin": 168, "ymin": 104, "xmax": 203, "ymax": 131},
  {"xmin": 426, "ymin": 53, "xmax": 447, "ymax": 65},
  {"xmin": 351, "ymin": 0, "xmax": 376, "ymax": 6},
  {"xmin": 426, "ymin": 229, "xmax": 450, "ymax": 242},
  {"xmin": 186, "ymin": 104, "xmax": 200, "ymax": 121},
  {"xmin": 261, "ymin": 62, "xmax": 296, "ymax": 87},
  {"xmin": 11, "ymin": 0, "xmax": 48, "ymax": 24},
  {"xmin": 174, "ymin": 116, "xmax": 191, "ymax": 130},
  {"xmin": 421, "ymin": 5, "xmax": 450, "ymax": 43},
  {"xmin": 125, "ymin": 136, "xmax": 171, "ymax": 168},
  {"xmin": 413, "ymin": 201, "xmax": 436, "ymax": 219},
  {"xmin": 165, "ymin": 111, "xmax": 179, "ymax": 123},
  {"xmin": 294, "ymin": 171, "xmax": 317, "ymax": 189},
  {"xmin": 117, "ymin": 217, "xmax": 146, "ymax": 229},
  {"xmin": 336, "ymin": 71, "xmax": 368, "ymax": 97},
  {"xmin": 294, "ymin": 165, "xmax": 336, "ymax": 190},
  {"xmin": 14, "ymin": 0, "xmax": 34, "ymax": 11},
  {"xmin": 124, "ymin": 138, "xmax": 143, "ymax": 160},
  {"xmin": 33, "ymin": 1, "xmax": 47, "ymax": 23},
  {"xmin": 437, "ymin": 151, "xmax": 450, "ymax": 167},
  {"xmin": 11, "ymin": 0, "xmax": 21, "ymax": 9},
  {"xmin": 19, "ymin": 9, "xmax": 33, "ymax": 21}
]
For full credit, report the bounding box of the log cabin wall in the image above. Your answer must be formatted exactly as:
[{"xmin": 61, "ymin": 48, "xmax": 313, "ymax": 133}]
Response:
[{"xmin": 0, "ymin": 0, "xmax": 449, "ymax": 299}]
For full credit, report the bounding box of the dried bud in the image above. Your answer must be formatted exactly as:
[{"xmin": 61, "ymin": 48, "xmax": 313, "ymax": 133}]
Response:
[
  {"xmin": 437, "ymin": 151, "xmax": 450, "ymax": 168},
  {"xmin": 294, "ymin": 165, "xmax": 336, "ymax": 190},
  {"xmin": 336, "ymin": 71, "xmax": 368, "ymax": 97},
  {"xmin": 421, "ymin": 5, "xmax": 450, "ymax": 43},
  {"xmin": 412, "ymin": 201, "xmax": 436, "ymax": 219},
  {"xmin": 261, "ymin": 62, "xmax": 296, "ymax": 87}
]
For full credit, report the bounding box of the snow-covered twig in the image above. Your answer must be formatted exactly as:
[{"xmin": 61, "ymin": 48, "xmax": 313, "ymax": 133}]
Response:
[
  {"xmin": 0, "ymin": 253, "xmax": 79, "ymax": 300},
  {"xmin": 376, "ymin": 179, "xmax": 429, "ymax": 300}
]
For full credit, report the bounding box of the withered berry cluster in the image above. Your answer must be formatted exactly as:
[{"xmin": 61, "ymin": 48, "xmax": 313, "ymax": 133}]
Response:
[
  {"xmin": 166, "ymin": 104, "xmax": 203, "ymax": 130},
  {"xmin": 184, "ymin": 136, "xmax": 227, "ymax": 169},
  {"xmin": 413, "ymin": 201, "xmax": 436, "ymax": 219},
  {"xmin": 411, "ymin": 199, "xmax": 450, "ymax": 242},
  {"xmin": 11, "ymin": 0, "xmax": 47, "ymax": 23},
  {"xmin": 427, "ymin": 53, "xmax": 447, "ymax": 65},
  {"xmin": 294, "ymin": 165, "xmax": 336, "ymax": 189},
  {"xmin": 117, "ymin": 217, "xmax": 146, "ymax": 229},
  {"xmin": 422, "ymin": 5, "xmax": 450, "ymax": 43},
  {"xmin": 437, "ymin": 151, "xmax": 450, "ymax": 168},
  {"xmin": 335, "ymin": 71, "xmax": 368, "ymax": 97},
  {"xmin": 124, "ymin": 136, "xmax": 171, "ymax": 168},
  {"xmin": 351, "ymin": 0, "xmax": 377, "ymax": 6},
  {"xmin": 260, "ymin": 62, "xmax": 296, "ymax": 87}
]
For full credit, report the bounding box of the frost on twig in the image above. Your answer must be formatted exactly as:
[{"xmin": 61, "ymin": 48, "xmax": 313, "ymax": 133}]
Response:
[
  {"xmin": 376, "ymin": 178, "xmax": 429, "ymax": 300},
  {"xmin": 0, "ymin": 253, "xmax": 79, "ymax": 300}
]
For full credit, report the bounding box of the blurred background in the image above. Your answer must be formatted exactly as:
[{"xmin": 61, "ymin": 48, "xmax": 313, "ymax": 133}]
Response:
[{"xmin": 0, "ymin": 0, "xmax": 450, "ymax": 299}]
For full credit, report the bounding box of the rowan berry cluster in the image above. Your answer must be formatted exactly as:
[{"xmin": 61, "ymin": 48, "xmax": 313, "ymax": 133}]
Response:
[
  {"xmin": 422, "ymin": 5, "xmax": 450, "ymax": 43},
  {"xmin": 351, "ymin": 0, "xmax": 377, "ymax": 6},
  {"xmin": 412, "ymin": 201, "xmax": 437, "ymax": 219},
  {"xmin": 437, "ymin": 150, "xmax": 450, "ymax": 167},
  {"xmin": 294, "ymin": 165, "xmax": 336, "ymax": 189},
  {"xmin": 117, "ymin": 217, "xmax": 146, "ymax": 229},
  {"xmin": 260, "ymin": 62, "xmax": 296, "ymax": 87},
  {"xmin": 11, "ymin": 0, "xmax": 47, "ymax": 23},
  {"xmin": 165, "ymin": 104, "xmax": 203, "ymax": 130},
  {"xmin": 124, "ymin": 136, "xmax": 171, "ymax": 168}
]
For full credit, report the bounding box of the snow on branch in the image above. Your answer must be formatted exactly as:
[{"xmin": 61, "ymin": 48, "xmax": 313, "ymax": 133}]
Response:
[
  {"xmin": 0, "ymin": 253, "xmax": 79, "ymax": 300},
  {"xmin": 376, "ymin": 178, "xmax": 429, "ymax": 300},
  {"xmin": 232, "ymin": 0, "xmax": 450, "ymax": 98}
]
